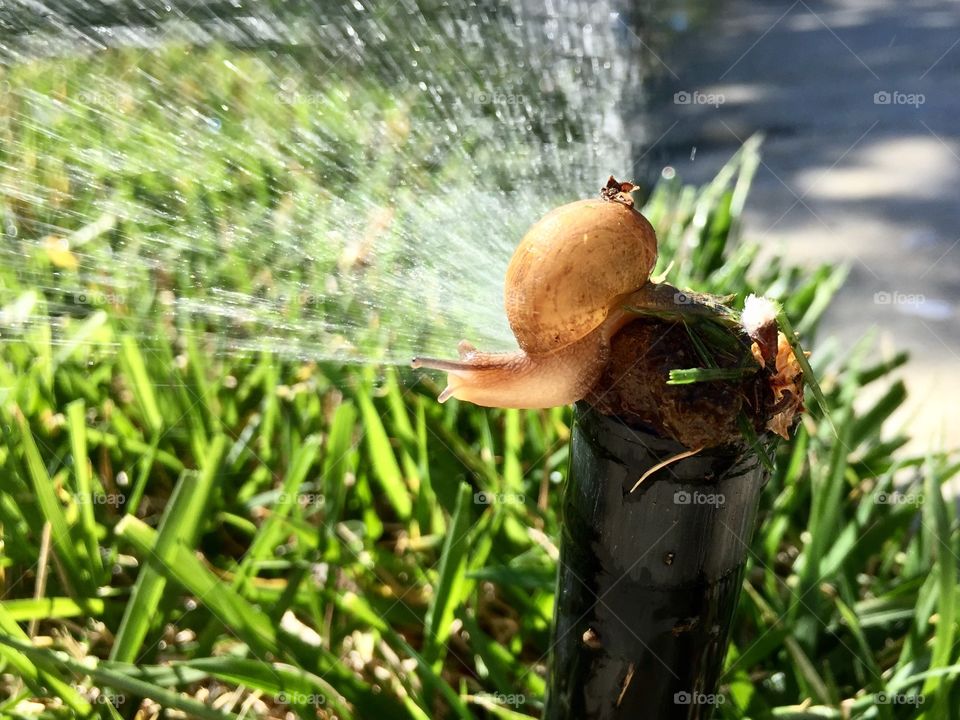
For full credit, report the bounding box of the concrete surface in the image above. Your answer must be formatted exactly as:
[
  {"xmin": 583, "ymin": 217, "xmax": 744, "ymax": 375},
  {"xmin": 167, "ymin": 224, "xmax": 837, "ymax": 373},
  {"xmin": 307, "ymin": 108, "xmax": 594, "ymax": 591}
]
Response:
[{"xmin": 635, "ymin": 0, "xmax": 960, "ymax": 449}]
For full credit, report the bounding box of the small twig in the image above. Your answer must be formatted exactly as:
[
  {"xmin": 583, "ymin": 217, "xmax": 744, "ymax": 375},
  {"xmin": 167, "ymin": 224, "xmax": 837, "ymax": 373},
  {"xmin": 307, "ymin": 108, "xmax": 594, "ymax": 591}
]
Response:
[
  {"xmin": 616, "ymin": 662, "xmax": 636, "ymax": 707},
  {"xmin": 28, "ymin": 522, "xmax": 52, "ymax": 638},
  {"xmin": 650, "ymin": 260, "xmax": 675, "ymax": 284},
  {"xmin": 630, "ymin": 446, "xmax": 705, "ymax": 493}
]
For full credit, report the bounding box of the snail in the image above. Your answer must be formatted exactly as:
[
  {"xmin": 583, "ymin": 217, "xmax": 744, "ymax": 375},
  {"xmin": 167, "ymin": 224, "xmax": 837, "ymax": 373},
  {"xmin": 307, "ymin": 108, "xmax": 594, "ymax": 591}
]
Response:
[{"xmin": 412, "ymin": 181, "xmax": 658, "ymax": 408}]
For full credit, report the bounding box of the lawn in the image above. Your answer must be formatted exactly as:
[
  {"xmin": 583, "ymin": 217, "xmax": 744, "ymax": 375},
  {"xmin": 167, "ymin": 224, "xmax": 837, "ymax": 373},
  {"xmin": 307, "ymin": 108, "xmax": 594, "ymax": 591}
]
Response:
[{"xmin": 0, "ymin": 38, "xmax": 958, "ymax": 720}]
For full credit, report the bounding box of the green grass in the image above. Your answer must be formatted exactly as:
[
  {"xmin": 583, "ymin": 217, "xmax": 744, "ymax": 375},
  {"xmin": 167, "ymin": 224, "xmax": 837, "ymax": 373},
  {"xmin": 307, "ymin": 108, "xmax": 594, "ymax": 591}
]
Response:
[{"xmin": 0, "ymin": 43, "xmax": 959, "ymax": 720}]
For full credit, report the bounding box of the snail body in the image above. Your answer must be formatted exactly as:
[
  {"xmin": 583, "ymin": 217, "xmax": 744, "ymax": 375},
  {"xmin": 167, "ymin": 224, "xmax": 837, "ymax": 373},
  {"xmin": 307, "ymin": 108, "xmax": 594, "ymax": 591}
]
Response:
[{"xmin": 412, "ymin": 185, "xmax": 658, "ymax": 409}]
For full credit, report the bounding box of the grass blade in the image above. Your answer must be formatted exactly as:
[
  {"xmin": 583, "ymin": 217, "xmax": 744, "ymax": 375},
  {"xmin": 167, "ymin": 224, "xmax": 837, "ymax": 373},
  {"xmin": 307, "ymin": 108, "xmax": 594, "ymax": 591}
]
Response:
[
  {"xmin": 66, "ymin": 399, "xmax": 104, "ymax": 577},
  {"xmin": 356, "ymin": 390, "xmax": 412, "ymax": 519},
  {"xmin": 120, "ymin": 334, "xmax": 164, "ymax": 433},
  {"xmin": 423, "ymin": 482, "xmax": 473, "ymax": 668},
  {"xmin": 110, "ymin": 435, "xmax": 227, "ymax": 662},
  {"xmin": 8, "ymin": 405, "xmax": 90, "ymax": 594}
]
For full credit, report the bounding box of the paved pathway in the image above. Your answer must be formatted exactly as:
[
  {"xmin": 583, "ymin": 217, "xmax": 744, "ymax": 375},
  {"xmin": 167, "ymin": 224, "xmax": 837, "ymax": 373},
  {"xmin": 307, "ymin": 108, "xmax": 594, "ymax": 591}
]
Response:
[{"xmin": 634, "ymin": 0, "xmax": 960, "ymax": 449}]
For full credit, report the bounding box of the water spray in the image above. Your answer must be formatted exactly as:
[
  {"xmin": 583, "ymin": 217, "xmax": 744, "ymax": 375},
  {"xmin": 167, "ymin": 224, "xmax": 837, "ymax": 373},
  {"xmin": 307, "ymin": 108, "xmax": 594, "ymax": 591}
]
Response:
[{"xmin": 414, "ymin": 178, "xmax": 805, "ymax": 718}]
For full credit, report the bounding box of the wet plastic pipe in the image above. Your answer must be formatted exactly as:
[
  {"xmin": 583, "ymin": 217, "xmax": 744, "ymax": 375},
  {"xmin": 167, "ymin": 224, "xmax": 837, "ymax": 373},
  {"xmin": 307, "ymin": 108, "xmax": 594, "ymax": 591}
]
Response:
[{"xmin": 544, "ymin": 402, "xmax": 768, "ymax": 719}]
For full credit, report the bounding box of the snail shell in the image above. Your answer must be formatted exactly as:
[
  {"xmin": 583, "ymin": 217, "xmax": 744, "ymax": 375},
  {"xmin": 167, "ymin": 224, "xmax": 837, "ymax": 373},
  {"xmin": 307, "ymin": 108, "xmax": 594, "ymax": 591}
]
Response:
[
  {"xmin": 506, "ymin": 197, "xmax": 657, "ymax": 354},
  {"xmin": 413, "ymin": 185, "xmax": 658, "ymax": 408}
]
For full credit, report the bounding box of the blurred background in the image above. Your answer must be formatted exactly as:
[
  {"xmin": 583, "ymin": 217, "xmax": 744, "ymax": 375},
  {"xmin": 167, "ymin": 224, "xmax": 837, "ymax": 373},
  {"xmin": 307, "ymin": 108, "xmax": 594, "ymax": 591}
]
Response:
[{"xmin": 644, "ymin": 0, "xmax": 960, "ymax": 448}]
